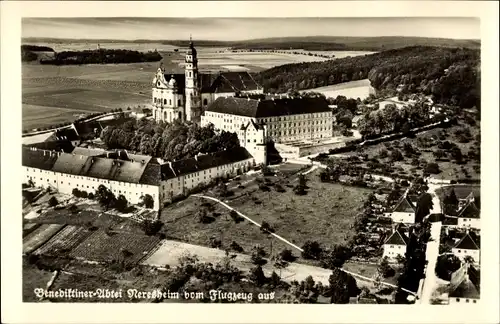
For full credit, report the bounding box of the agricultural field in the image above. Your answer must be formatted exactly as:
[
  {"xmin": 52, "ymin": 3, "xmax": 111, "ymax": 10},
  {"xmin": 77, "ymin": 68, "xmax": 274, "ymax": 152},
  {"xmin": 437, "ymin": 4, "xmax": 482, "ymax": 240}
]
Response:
[
  {"xmin": 68, "ymin": 229, "xmax": 161, "ymax": 264},
  {"xmin": 23, "ymin": 224, "xmax": 66, "ymax": 254},
  {"xmin": 301, "ymin": 79, "xmax": 375, "ymax": 100},
  {"xmin": 34, "ymin": 225, "xmax": 93, "ymax": 257},
  {"xmin": 160, "ymin": 166, "xmax": 371, "ymax": 265}
]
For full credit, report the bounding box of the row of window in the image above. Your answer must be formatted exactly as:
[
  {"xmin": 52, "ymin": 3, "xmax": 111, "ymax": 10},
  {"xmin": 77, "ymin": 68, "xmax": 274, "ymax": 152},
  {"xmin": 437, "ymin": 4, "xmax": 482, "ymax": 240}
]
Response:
[
  {"xmin": 153, "ymin": 98, "xmax": 182, "ymax": 106},
  {"xmin": 268, "ymin": 120, "xmax": 330, "ymax": 128},
  {"xmin": 269, "ymin": 128, "xmax": 330, "ymax": 136},
  {"xmin": 455, "ymin": 298, "xmax": 477, "ymax": 303}
]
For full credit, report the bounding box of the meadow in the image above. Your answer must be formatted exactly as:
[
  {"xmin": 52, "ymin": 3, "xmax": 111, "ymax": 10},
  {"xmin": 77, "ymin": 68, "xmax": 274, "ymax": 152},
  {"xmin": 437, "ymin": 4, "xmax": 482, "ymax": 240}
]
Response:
[
  {"xmin": 22, "ymin": 42, "xmax": 377, "ymax": 130},
  {"xmin": 301, "ymin": 79, "xmax": 375, "ymax": 100}
]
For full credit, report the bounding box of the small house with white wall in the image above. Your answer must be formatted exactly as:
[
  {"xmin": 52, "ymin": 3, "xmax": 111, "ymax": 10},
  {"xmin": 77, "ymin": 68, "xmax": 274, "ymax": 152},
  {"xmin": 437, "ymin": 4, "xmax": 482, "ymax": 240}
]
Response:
[
  {"xmin": 455, "ymin": 198, "xmax": 480, "ymax": 230},
  {"xmin": 382, "ymin": 230, "xmax": 409, "ymax": 261},
  {"xmin": 389, "ymin": 195, "xmax": 416, "ymax": 224},
  {"xmin": 452, "ymin": 233, "xmax": 480, "ymax": 265}
]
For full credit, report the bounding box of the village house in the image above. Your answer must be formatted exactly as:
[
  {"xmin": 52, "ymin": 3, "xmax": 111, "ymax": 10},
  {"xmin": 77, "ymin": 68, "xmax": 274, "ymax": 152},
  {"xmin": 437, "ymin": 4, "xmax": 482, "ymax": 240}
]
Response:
[
  {"xmin": 452, "ymin": 232, "xmax": 480, "ymax": 264},
  {"xmin": 387, "ymin": 195, "xmax": 416, "ymax": 224},
  {"xmin": 448, "ymin": 262, "xmax": 480, "ymax": 304},
  {"xmin": 382, "ymin": 229, "xmax": 409, "ymax": 261}
]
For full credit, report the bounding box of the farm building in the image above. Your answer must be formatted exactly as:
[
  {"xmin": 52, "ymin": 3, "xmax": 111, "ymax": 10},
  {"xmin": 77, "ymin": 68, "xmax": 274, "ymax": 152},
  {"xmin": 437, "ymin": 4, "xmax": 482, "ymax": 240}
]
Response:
[
  {"xmin": 382, "ymin": 229, "xmax": 409, "ymax": 261},
  {"xmin": 452, "ymin": 232, "xmax": 480, "ymax": 265},
  {"xmin": 22, "ymin": 146, "xmax": 255, "ymax": 210},
  {"xmin": 151, "ymin": 38, "xmax": 263, "ymax": 124}
]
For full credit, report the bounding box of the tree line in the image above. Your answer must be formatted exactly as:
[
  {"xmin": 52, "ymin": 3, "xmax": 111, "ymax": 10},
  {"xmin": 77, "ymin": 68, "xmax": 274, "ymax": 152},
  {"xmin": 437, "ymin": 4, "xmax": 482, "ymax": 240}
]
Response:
[
  {"xmin": 39, "ymin": 48, "xmax": 162, "ymax": 65},
  {"xmin": 100, "ymin": 119, "xmax": 240, "ymax": 161},
  {"xmin": 255, "ymin": 46, "xmax": 480, "ymax": 109}
]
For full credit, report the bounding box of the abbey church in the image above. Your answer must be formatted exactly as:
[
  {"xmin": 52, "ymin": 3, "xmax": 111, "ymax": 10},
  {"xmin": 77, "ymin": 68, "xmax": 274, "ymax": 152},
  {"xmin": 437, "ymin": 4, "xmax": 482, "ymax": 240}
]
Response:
[{"xmin": 151, "ymin": 39, "xmax": 264, "ymax": 124}]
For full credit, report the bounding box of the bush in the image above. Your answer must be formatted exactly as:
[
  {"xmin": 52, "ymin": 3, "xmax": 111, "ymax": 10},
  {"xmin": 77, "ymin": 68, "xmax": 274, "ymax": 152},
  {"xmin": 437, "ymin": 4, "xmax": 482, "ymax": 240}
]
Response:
[
  {"xmin": 229, "ymin": 210, "xmax": 244, "ymax": 223},
  {"xmin": 230, "ymin": 241, "xmax": 244, "ymax": 253},
  {"xmin": 48, "ymin": 197, "xmax": 58, "ymax": 207},
  {"xmin": 142, "ymin": 220, "xmax": 163, "ymax": 236},
  {"xmin": 424, "ymin": 162, "xmax": 441, "ymax": 174},
  {"xmin": 279, "ymin": 248, "xmax": 296, "ymax": 262},
  {"xmin": 302, "ymin": 241, "xmax": 323, "ymax": 260},
  {"xmin": 260, "ymin": 221, "xmax": 275, "ymax": 234}
]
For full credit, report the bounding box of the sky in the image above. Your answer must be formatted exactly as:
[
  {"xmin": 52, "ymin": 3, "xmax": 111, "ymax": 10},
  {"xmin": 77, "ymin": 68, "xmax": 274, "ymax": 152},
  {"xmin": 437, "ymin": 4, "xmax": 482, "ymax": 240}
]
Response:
[{"xmin": 22, "ymin": 17, "xmax": 480, "ymax": 41}]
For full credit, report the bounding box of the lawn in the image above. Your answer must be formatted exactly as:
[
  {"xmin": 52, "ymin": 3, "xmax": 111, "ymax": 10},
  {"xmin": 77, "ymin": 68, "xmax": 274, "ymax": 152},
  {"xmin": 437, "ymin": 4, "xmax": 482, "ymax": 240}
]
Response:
[{"xmin": 161, "ymin": 168, "xmax": 371, "ymax": 264}]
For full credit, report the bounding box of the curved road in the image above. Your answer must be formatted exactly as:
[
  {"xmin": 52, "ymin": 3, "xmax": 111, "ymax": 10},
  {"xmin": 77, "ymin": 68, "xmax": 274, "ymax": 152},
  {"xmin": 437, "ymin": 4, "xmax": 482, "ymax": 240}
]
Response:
[{"xmin": 192, "ymin": 193, "xmax": 417, "ymax": 296}]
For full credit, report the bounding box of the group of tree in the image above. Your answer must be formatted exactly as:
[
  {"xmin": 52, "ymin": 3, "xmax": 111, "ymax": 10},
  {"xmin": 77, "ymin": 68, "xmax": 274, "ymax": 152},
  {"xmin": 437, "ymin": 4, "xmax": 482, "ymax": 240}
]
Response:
[
  {"xmin": 256, "ymin": 46, "xmax": 479, "ymax": 109},
  {"xmin": 39, "ymin": 48, "xmax": 162, "ymax": 65},
  {"xmin": 90, "ymin": 185, "xmax": 153, "ymax": 211},
  {"xmin": 357, "ymin": 101, "xmax": 434, "ymax": 139},
  {"xmin": 21, "ymin": 44, "xmax": 54, "ymax": 62},
  {"xmin": 100, "ymin": 119, "xmax": 240, "ymax": 161},
  {"xmin": 301, "ymin": 240, "xmax": 353, "ymax": 269}
]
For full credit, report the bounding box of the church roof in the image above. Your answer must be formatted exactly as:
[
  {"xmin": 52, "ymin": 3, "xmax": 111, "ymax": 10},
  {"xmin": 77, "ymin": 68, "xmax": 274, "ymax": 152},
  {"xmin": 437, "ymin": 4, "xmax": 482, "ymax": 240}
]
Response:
[
  {"xmin": 209, "ymin": 72, "xmax": 262, "ymax": 93},
  {"xmin": 384, "ymin": 230, "xmax": 409, "ymax": 246},
  {"xmin": 393, "ymin": 195, "xmax": 416, "ymax": 213},
  {"xmin": 206, "ymin": 96, "xmax": 331, "ymax": 118},
  {"xmin": 449, "ymin": 263, "xmax": 480, "ymax": 299},
  {"xmin": 453, "ymin": 233, "xmax": 480, "ymax": 250}
]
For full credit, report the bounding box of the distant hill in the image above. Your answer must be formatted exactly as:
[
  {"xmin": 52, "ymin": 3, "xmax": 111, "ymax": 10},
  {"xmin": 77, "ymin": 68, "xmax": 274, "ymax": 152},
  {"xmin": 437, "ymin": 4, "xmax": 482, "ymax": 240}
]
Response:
[
  {"xmin": 21, "ymin": 44, "xmax": 55, "ymax": 62},
  {"xmin": 22, "ymin": 36, "xmax": 480, "ymax": 51},
  {"xmin": 256, "ymin": 46, "xmax": 480, "ymax": 109}
]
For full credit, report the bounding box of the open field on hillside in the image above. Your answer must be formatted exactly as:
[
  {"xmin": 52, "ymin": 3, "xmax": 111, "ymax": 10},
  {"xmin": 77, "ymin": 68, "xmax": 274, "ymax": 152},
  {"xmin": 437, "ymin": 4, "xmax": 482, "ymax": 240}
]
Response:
[
  {"xmin": 340, "ymin": 123, "xmax": 481, "ymax": 181},
  {"xmin": 33, "ymin": 225, "xmax": 93, "ymax": 257},
  {"xmin": 161, "ymin": 167, "xmax": 371, "ymax": 264},
  {"xmin": 301, "ymin": 79, "xmax": 375, "ymax": 100}
]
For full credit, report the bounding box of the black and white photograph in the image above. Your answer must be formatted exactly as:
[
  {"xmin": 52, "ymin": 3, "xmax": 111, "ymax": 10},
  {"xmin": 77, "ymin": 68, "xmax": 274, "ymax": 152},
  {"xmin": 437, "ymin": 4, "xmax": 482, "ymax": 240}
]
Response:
[{"xmin": 1, "ymin": 1, "xmax": 499, "ymax": 323}]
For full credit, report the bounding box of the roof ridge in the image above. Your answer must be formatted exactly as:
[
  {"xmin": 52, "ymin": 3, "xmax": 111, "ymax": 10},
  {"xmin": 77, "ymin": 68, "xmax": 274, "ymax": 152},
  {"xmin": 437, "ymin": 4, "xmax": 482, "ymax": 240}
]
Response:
[{"xmin": 454, "ymin": 233, "xmax": 479, "ymax": 250}]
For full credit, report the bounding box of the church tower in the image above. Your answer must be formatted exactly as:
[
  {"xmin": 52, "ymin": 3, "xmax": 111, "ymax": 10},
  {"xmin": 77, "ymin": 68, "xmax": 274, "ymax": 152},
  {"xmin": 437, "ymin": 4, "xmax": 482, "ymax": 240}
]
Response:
[{"xmin": 184, "ymin": 36, "xmax": 201, "ymax": 123}]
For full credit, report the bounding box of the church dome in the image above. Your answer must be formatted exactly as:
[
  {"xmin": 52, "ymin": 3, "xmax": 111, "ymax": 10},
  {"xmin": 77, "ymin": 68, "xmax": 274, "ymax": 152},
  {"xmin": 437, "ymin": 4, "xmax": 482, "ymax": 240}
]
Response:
[
  {"xmin": 186, "ymin": 40, "xmax": 197, "ymax": 56},
  {"xmin": 168, "ymin": 75, "xmax": 177, "ymax": 87}
]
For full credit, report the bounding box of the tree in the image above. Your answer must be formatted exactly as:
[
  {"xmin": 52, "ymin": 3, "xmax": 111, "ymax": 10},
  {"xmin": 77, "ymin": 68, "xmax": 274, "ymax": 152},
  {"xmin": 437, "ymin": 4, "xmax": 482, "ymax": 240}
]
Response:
[
  {"xmin": 390, "ymin": 149, "xmax": 404, "ymax": 162},
  {"xmin": 294, "ymin": 174, "xmax": 308, "ymax": 195},
  {"xmin": 328, "ymin": 268, "xmax": 359, "ymax": 304},
  {"xmin": 443, "ymin": 189, "xmax": 459, "ymax": 215},
  {"xmin": 435, "ymin": 254, "xmax": 462, "ymax": 281},
  {"xmin": 273, "ymin": 254, "xmax": 289, "ymax": 278},
  {"xmin": 260, "ymin": 221, "xmax": 275, "ymax": 234},
  {"xmin": 424, "ymin": 162, "xmax": 441, "ymax": 174},
  {"xmin": 415, "ymin": 193, "xmax": 434, "ymax": 223},
  {"xmin": 115, "ymin": 194, "xmax": 128, "ymax": 212},
  {"xmin": 251, "ymin": 245, "xmax": 267, "ymax": 265},
  {"xmin": 142, "ymin": 219, "xmax": 163, "ymax": 236},
  {"xmin": 321, "ymin": 245, "xmax": 352, "ymax": 269},
  {"xmin": 140, "ymin": 194, "xmax": 154, "ymax": 209},
  {"xmin": 48, "ymin": 197, "xmax": 58, "ymax": 207},
  {"xmin": 302, "ymin": 241, "xmax": 323, "ymax": 260},
  {"xmin": 95, "ymin": 185, "xmax": 116, "ymax": 211},
  {"xmin": 249, "ymin": 265, "xmax": 267, "ymax": 286},
  {"xmin": 378, "ymin": 256, "xmax": 395, "ymax": 278},
  {"xmin": 72, "ymin": 188, "xmax": 81, "ymax": 197},
  {"xmin": 279, "ymin": 248, "xmax": 295, "ymax": 262}
]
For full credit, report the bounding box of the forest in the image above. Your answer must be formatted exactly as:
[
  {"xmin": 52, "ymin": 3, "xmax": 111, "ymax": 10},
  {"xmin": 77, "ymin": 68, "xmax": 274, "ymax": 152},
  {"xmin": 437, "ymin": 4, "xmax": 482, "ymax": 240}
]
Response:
[
  {"xmin": 21, "ymin": 45, "xmax": 55, "ymax": 62},
  {"xmin": 255, "ymin": 46, "xmax": 480, "ymax": 108},
  {"xmin": 39, "ymin": 48, "xmax": 162, "ymax": 65},
  {"xmin": 100, "ymin": 119, "xmax": 240, "ymax": 161}
]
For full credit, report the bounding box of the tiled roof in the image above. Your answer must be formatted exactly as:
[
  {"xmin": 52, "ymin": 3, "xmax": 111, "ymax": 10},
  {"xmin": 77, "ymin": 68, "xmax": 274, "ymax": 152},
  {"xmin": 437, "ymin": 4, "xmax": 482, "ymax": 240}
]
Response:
[
  {"xmin": 454, "ymin": 233, "xmax": 480, "ymax": 250},
  {"xmin": 457, "ymin": 200, "xmax": 480, "ymax": 219},
  {"xmin": 443, "ymin": 216, "xmax": 459, "ymax": 226},
  {"xmin": 452, "ymin": 186, "xmax": 481, "ymax": 200},
  {"xmin": 449, "ymin": 263, "xmax": 480, "ymax": 299},
  {"xmin": 71, "ymin": 147, "xmax": 107, "ymax": 157},
  {"xmin": 24, "ymin": 140, "xmax": 75, "ymax": 153},
  {"xmin": 22, "ymin": 147, "xmax": 58, "ymax": 171},
  {"xmin": 384, "ymin": 230, "xmax": 409, "ymax": 246},
  {"xmin": 206, "ymin": 96, "xmax": 331, "ymax": 118},
  {"xmin": 212, "ymin": 72, "xmax": 262, "ymax": 93},
  {"xmin": 393, "ymin": 196, "xmax": 416, "ymax": 213}
]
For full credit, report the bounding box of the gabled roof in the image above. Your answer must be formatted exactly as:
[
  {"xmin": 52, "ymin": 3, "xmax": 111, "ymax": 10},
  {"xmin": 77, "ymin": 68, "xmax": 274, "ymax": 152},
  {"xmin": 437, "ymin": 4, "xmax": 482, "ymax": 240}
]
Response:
[
  {"xmin": 22, "ymin": 132, "xmax": 56, "ymax": 145},
  {"xmin": 384, "ymin": 230, "xmax": 409, "ymax": 246},
  {"xmin": 393, "ymin": 196, "xmax": 416, "ymax": 213},
  {"xmin": 449, "ymin": 263, "xmax": 480, "ymax": 299},
  {"xmin": 453, "ymin": 233, "xmax": 480, "ymax": 250},
  {"xmin": 457, "ymin": 200, "xmax": 480, "ymax": 219},
  {"xmin": 211, "ymin": 72, "xmax": 262, "ymax": 93},
  {"xmin": 240, "ymin": 120, "xmax": 264, "ymax": 131},
  {"xmin": 206, "ymin": 96, "xmax": 331, "ymax": 118}
]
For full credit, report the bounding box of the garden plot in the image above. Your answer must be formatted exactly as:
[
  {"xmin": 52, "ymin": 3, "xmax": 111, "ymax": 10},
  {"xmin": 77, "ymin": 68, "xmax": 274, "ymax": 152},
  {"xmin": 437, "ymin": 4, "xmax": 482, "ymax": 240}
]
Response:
[
  {"xmin": 34, "ymin": 225, "xmax": 93, "ymax": 257},
  {"xmin": 69, "ymin": 229, "xmax": 162, "ymax": 264},
  {"xmin": 23, "ymin": 224, "xmax": 66, "ymax": 254}
]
